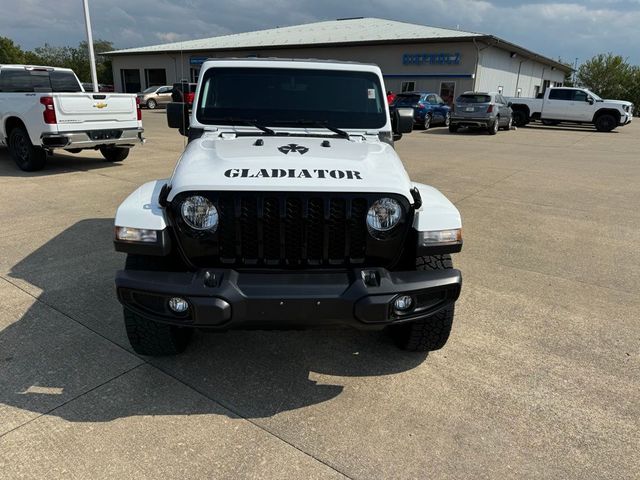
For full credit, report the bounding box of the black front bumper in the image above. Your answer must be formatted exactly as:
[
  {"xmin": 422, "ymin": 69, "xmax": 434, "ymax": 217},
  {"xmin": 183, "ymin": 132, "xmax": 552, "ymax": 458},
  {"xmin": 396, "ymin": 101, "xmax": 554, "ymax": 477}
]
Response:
[{"xmin": 116, "ymin": 268, "xmax": 462, "ymax": 329}]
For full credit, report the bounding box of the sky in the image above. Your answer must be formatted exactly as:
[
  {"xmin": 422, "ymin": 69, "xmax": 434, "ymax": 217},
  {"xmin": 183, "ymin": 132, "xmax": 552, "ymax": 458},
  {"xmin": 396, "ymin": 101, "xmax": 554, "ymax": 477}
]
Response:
[{"xmin": 1, "ymin": 0, "xmax": 640, "ymax": 65}]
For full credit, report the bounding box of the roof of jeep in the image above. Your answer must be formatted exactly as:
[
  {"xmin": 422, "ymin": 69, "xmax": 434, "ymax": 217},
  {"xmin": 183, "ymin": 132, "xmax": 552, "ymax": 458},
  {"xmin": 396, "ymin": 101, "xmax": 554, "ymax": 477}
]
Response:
[{"xmin": 200, "ymin": 57, "xmax": 379, "ymax": 68}]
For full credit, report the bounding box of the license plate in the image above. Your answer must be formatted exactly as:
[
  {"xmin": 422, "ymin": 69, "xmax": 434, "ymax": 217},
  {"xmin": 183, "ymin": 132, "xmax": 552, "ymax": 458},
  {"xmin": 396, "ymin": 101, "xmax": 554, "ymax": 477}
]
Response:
[{"xmin": 465, "ymin": 107, "xmax": 475, "ymax": 112}]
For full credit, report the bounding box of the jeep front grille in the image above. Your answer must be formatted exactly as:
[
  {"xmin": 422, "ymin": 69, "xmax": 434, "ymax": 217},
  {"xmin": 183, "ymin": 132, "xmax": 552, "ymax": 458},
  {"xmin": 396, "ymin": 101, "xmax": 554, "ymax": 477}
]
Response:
[{"xmin": 170, "ymin": 192, "xmax": 411, "ymax": 269}]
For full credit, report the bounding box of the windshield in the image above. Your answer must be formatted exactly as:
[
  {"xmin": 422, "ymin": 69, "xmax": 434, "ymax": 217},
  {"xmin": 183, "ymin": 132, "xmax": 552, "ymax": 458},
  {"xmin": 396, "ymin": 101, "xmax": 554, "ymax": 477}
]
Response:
[
  {"xmin": 142, "ymin": 86, "xmax": 157, "ymax": 94},
  {"xmin": 195, "ymin": 67, "xmax": 386, "ymax": 129},
  {"xmin": 583, "ymin": 89, "xmax": 602, "ymax": 101},
  {"xmin": 457, "ymin": 94, "xmax": 491, "ymax": 104}
]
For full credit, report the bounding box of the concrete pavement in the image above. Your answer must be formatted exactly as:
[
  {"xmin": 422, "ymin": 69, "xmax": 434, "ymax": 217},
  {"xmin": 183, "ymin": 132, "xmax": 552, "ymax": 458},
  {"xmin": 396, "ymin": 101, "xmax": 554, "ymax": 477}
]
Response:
[{"xmin": 0, "ymin": 112, "xmax": 638, "ymax": 479}]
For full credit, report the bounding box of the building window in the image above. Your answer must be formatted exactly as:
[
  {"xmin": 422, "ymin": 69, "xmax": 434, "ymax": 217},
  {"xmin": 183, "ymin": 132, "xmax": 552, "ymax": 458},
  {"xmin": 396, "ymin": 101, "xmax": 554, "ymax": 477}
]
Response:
[
  {"xmin": 534, "ymin": 85, "xmax": 540, "ymax": 98},
  {"xmin": 401, "ymin": 81, "xmax": 415, "ymax": 92},
  {"xmin": 542, "ymin": 79, "xmax": 551, "ymax": 94},
  {"xmin": 190, "ymin": 67, "xmax": 200, "ymax": 84},
  {"xmin": 439, "ymin": 81, "xmax": 456, "ymax": 105},
  {"xmin": 144, "ymin": 68, "xmax": 167, "ymax": 88},
  {"xmin": 120, "ymin": 69, "xmax": 141, "ymax": 93}
]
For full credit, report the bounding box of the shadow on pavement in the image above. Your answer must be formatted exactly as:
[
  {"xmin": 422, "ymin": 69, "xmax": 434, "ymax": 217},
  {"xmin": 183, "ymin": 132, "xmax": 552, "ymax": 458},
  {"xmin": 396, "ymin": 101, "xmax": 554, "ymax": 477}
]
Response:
[
  {"xmin": 0, "ymin": 147, "xmax": 122, "ymax": 177},
  {"xmin": 2, "ymin": 219, "xmax": 427, "ymax": 422}
]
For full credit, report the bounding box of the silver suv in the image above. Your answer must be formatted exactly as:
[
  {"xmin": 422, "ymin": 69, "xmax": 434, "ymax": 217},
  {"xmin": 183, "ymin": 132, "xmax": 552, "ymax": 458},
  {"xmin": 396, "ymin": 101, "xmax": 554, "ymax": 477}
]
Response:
[
  {"xmin": 449, "ymin": 92, "xmax": 512, "ymax": 135},
  {"xmin": 137, "ymin": 85, "xmax": 172, "ymax": 109}
]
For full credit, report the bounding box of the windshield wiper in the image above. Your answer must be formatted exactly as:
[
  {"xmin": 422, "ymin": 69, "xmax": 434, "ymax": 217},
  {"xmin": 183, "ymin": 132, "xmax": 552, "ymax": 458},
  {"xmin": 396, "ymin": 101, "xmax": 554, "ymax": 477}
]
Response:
[
  {"xmin": 272, "ymin": 120, "xmax": 350, "ymax": 139},
  {"xmin": 208, "ymin": 117, "xmax": 275, "ymax": 135}
]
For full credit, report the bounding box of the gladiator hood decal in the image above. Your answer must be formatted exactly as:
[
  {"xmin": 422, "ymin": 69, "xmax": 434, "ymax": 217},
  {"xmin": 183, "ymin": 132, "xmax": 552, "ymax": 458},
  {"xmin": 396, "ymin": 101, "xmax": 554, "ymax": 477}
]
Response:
[{"xmin": 167, "ymin": 135, "xmax": 413, "ymax": 200}]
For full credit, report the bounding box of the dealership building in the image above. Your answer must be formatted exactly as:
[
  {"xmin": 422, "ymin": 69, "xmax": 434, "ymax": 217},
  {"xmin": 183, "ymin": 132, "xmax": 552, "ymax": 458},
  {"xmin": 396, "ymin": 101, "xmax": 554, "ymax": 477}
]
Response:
[{"xmin": 107, "ymin": 17, "xmax": 570, "ymax": 102}]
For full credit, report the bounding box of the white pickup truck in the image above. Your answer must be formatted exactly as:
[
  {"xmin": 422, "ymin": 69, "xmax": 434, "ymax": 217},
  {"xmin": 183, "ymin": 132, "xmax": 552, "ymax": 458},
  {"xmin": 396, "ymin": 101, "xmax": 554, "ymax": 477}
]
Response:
[
  {"xmin": 507, "ymin": 87, "xmax": 633, "ymax": 132},
  {"xmin": 0, "ymin": 65, "xmax": 143, "ymax": 171}
]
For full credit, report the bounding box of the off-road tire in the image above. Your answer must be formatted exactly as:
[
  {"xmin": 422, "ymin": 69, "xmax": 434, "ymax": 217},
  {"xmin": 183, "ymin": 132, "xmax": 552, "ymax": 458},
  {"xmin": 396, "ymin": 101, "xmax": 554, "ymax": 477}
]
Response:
[
  {"xmin": 448, "ymin": 124, "xmax": 459, "ymax": 133},
  {"xmin": 388, "ymin": 254, "xmax": 455, "ymax": 352},
  {"xmin": 123, "ymin": 254, "xmax": 192, "ymax": 355},
  {"xmin": 488, "ymin": 117, "xmax": 499, "ymax": 135},
  {"xmin": 146, "ymin": 99, "xmax": 157, "ymax": 109},
  {"xmin": 100, "ymin": 146, "xmax": 129, "ymax": 162},
  {"xmin": 9, "ymin": 126, "xmax": 47, "ymax": 171},
  {"xmin": 594, "ymin": 114, "xmax": 617, "ymax": 132},
  {"xmin": 512, "ymin": 110, "xmax": 527, "ymax": 127},
  {"xmin": 124, "ymin": 309, "xmax": 192, "ymax": 356}
]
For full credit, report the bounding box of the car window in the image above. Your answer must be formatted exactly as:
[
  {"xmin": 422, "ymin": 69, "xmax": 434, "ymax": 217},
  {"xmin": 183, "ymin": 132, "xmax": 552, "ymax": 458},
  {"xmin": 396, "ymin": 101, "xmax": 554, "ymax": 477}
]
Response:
[
  {"xmin": 573, "ymin": 90, "xmax": 588, "ymax": 102},
  {"xmin": 435, "ymin": 95, "xmax": 444, "ymax": 104},
  {"xmin": 456, "ymin": 94, "xmax": 491, "ymax": 104},
  {"xmin": 548, "ymin": 89, "xmax": 572, "ymax": 101},
  {"xmin": 0, "ymin": 69, "xmax": 34, "ymax": 92},
  {"xmin": 426, "ymin": 94, "xmax": 437, "ymax": 105},
  {"xmin": 49, "ymin": 71, "xmax": 82, "ymax": 92},
  {"xmin": 394, "ymin": 94, "xmax": 421, "ymax": 106}
]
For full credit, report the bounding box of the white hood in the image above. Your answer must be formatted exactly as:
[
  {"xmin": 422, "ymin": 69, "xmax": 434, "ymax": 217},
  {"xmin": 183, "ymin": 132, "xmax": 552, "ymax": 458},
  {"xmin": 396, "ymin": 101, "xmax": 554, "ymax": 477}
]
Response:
[{"xmin": 167, "ymin": 133, "xmax": 414, "ymax": 201}]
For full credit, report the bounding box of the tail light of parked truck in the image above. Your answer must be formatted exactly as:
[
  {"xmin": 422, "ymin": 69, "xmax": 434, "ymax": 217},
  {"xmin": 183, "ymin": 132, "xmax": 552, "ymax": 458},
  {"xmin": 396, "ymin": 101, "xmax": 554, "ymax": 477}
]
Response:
[
  {"xmin": 136, "ymin": 97, "xmax": 142, "ymax": 121},
  {"xmin": 185, "ymin": 91, "xmax": 195, "ymax": 105},
  {"xmin": 40, "ymin": 96, "xmax": 57, "ymax": 124}
]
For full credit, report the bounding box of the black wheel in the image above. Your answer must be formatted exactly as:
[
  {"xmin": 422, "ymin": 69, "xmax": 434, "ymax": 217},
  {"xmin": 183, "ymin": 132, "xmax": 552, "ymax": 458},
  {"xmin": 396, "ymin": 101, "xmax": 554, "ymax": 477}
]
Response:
[
  {"xmin": 488, "ymin": 117, "xmax": 499, "ymax": 135},
  {"xmin": 387, "ymin": 255, "xmax": 455, "ymax": 352},
  {"xmin": 146, "ymin": 99, "xmax": 157, "ymax": 109},
  {"xmin": 448, "ymin": 124, "xmax": 459, "ymax": 133},
  {"xmin": 595, "ymin": 114, "xmax": 617, "ymax": 132},
  {"xmin": 503, "ymin": 116, "xmax": 513, "ymax": 131},
  {"xmin": 423, "ymin": 113, "xmax": 432, "ymax": 130},
  {"xmin": 100, "ymin": 146, "xmax": 129, "ymax": 162},
  {"xmin": 123, "ymin": 254, "xmax": 192, "ymax": 356},
  {"xmin": 8, "ymin": 126, "xmax": 47, "ymax": 171},
  {"xmin": 124, "ymin": 309, "xmax": 192, "ymax": 356},
  {"xmin": 512, "ymin": 110, "xmax": 527, "ymax": 127},
  {"xmin": 443, "ymin": 112, "xmax": 451, "ymax": 127}
]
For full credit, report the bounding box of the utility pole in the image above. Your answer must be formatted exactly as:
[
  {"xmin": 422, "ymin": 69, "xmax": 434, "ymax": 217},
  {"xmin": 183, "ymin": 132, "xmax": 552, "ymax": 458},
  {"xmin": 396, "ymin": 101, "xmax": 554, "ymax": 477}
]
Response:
[
  {"xmin": 573, "ymin": 57, "xmax": 578, "ymax": 85},
  {"xmin": 82, "ymin": 0, "xmax": 99, "ymax": 92}
]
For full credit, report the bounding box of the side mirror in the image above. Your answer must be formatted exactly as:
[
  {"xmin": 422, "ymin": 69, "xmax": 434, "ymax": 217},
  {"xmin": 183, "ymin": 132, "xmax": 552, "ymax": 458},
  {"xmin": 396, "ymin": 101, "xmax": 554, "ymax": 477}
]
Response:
[
  {"xmin": 167, "ymin": 102, "xmax": 190, "ymax": 136},
  {"xmin": 393, "ymin": 133, "xmax": 403, "ymax": 142},
  {"xmin": 587, "ymin": 97, "xmax": 594, "ymax": 105},
  {"xmin": 393, "ymin": 107, "xmax": 414, "ymax": 134},
  {"xmin": 507, "ymin": 101, "xmax": 513, "ymax": 107}
]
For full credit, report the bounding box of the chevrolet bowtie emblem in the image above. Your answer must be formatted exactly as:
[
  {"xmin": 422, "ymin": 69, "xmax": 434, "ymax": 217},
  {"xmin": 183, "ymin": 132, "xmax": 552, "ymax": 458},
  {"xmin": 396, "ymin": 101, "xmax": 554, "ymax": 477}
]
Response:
[
  {"xmin": 93, "ymin": 102, "xmax": 108, "ymax": 109},
  {"xmin": 278, "ymin": 143, "xmax": 309, "ymax": 155}
]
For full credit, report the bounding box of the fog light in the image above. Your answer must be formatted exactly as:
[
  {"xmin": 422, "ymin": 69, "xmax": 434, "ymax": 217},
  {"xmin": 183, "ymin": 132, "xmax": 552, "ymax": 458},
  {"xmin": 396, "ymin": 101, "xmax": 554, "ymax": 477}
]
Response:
[
  {"xmin": 168, "ymin": 297, "xmax": 189, "ymax": 313},
  {"xmin": 394, "ymin": 295, "xmax": 414, "ymax": 313}
]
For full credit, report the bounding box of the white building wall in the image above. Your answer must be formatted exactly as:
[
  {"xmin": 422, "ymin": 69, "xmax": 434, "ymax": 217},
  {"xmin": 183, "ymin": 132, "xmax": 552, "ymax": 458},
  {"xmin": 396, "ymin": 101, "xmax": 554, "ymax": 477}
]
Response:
[{"xmin": 476, "ymin": 46, "xmax": 566, "ymax": 97}]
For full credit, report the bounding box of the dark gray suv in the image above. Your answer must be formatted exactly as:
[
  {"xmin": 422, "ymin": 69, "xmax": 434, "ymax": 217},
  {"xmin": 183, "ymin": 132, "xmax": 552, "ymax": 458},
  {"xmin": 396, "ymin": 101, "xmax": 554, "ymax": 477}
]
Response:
[{"xmin": 449, "ymin": 92, "xmax": 513, "ymax": 135}]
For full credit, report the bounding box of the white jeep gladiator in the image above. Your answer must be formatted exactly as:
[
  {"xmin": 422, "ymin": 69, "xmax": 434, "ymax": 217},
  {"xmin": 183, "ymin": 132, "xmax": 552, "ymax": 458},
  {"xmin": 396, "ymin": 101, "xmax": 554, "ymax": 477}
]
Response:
[
  {"xmin": 507, "ymin": 87, "xmax": 633, "ymax": 132},
  {"xmin": 0, "ymin": 65, "xmax": 143, "ymax": 171},
  {"xmin": 113, "ymin": 58, "xmax": 463, "ymax": 356}
]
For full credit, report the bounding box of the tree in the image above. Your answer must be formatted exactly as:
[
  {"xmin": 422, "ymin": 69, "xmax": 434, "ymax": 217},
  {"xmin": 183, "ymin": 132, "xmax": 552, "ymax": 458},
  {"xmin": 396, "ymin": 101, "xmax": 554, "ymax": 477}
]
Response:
[
  {"xmin": 576, "ymin": 53, "xmax": 633, "ymax": 100},
  {"xmin": 0, "ymin": 37, "xmax": 25, "ymax": 63}
]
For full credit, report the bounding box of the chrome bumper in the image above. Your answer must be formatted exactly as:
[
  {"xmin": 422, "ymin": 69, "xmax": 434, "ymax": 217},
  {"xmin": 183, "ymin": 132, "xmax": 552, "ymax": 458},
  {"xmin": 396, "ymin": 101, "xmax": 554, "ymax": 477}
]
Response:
[{"xmin": 41, "ymin": 128, "xmax": 144, "ymax": 149}]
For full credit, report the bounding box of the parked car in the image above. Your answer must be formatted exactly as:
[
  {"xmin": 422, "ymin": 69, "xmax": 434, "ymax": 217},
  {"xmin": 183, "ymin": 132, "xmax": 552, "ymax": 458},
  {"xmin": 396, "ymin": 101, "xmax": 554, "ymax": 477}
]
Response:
[
  {"xmin": 171, "ymin": 82, "xmax": 197, "ymax": 107},
  {"xmin": 81, "ymin": 82, "xmax": 114, "ymax": 92},
  {"xmin": 137, "ymin": 85, "xmax": 172, "ymax": 109},
  {"xmin": 506, "ymin": 87, "xmax": 633, "ymax": 132},
  {"xmin": 0, "ymin": 64, "xmax": 143, "ymax": 171},
  {"xmin": 389, "ymin": 92, "xmax": 450, "ymax": 129},
  {"xmin": 449, "ymin": 92, "xmax": 513, "ymax": 134},
  {"xmin": 114, "ymin": 58, "xmax": 463, "ymax": 356}
]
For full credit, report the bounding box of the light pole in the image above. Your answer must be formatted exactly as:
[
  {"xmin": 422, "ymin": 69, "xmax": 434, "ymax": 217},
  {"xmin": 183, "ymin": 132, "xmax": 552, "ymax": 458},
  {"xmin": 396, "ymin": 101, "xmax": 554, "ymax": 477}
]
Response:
[{"xmin": 82, "ymin": 0, "xmax": 99, "ymax": 92}]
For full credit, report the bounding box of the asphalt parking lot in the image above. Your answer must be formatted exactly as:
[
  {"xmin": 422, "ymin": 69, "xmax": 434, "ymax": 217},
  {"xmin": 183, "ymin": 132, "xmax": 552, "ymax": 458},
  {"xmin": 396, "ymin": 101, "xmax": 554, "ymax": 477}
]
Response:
[{"xmin": 1, "ymin": 111, "xmax": 638, "ymax": 479}]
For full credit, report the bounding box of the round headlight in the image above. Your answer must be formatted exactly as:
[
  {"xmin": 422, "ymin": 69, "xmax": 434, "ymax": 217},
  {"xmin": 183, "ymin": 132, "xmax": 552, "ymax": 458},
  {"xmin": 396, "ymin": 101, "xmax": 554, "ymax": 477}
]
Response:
[
  {"xmin": 181, "ymin": 195, "xmax": 218, "ymax": 231},
  {"xmin": 367, "ymin": 198, "xmax": 402, "ymax": 232}
]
